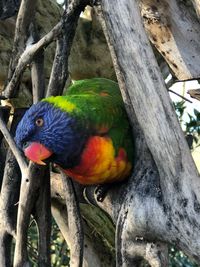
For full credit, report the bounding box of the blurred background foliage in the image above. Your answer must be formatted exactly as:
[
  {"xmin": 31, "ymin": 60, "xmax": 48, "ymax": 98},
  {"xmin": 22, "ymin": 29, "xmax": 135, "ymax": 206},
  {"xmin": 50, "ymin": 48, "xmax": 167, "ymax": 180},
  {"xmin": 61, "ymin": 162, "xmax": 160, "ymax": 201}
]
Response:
[{"xmin": 27, "ymin": 217, "xmax": 70, "ymax": 266}]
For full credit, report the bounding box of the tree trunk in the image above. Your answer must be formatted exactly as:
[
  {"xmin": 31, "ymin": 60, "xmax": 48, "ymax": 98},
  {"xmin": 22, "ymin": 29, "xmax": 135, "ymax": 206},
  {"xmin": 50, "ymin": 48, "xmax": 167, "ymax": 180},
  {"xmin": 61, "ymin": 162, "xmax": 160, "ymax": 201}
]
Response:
[
  {"xmin": 93, "ymin": 0, "xmax": 200, "ymax": 264},
  {"xmin": 139, "ymin": 0, "xmax": 200, "ymax": 80}
]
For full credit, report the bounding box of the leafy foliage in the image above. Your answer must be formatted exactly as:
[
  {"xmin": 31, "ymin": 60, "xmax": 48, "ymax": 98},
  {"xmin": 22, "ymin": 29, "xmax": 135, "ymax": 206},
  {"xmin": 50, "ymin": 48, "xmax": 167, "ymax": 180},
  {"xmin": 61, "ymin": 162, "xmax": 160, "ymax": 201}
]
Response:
[
  {"xmin": 27, "ymin": 217, "xmax": 70, "ymax": 266},
  {"xmin": 169, "ymin": 247, "xmax": 198, "ymax": 267},
  {"xmin": 174, "ymin": 101, "xmax": 200, "ymax": 149}
]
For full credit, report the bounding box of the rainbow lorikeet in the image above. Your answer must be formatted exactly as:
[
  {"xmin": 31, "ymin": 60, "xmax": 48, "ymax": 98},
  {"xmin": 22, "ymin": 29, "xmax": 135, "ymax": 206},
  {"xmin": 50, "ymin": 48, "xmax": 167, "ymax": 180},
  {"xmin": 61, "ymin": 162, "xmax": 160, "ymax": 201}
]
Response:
[{"xmin": 15, "ymin": 78, "xmax": 134, "ymax": 189}]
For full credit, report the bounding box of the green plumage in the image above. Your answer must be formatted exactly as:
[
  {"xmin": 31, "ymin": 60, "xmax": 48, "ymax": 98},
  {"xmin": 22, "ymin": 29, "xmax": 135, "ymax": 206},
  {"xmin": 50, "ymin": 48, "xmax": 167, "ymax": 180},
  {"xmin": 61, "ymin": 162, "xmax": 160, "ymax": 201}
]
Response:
[{"xmin": 44, "ymin": 78, "xmax": 134, "ymax": 160}]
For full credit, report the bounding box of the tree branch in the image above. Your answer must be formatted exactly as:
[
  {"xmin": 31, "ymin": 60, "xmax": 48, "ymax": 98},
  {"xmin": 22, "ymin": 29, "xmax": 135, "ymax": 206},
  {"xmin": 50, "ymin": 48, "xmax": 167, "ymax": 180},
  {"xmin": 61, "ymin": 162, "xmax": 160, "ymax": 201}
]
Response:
[
  {"xmin": 0, "ymin": 109, "xmax": 26, "ymax": 266},
  {"xmin": 6, "ymin": 0, "xmax": 37, "ymax": 97},
  {"xmin": 0, "ymin": 1, "xmax": 89, "ymax": 266},
  {"xmin": 0, "ymin": 113, "xmax": 27, "ymax": 173},
  {"xmin": 34, "ymin": 168, "xmax": 51, "ymax": 266},
  {"xmin": 30, "ymin": 22, "xmax": 46, "ymax": 103},
  {"xmin": 46, "ymin": 38, "xmax": 69, "ymax": 97},
  {"xmin": 13, "ymin": 163, "xmax": 47, "ymax": 267},
  {"xmin": 94, "ymin": 0, "xmax": 200, "ymax": 264},
  {"xmin": 61, "ymin": 172, "xmax": 84, "ymax": 267},
  {"xmin": 2, "ymin": 21, "xmax": 62, "ymax": 99},
  {"xmin": 188, "ymin": 88, "xmax": 200, "ymax": 101},
  {"xmin": 139, "ymin": 0, "xmax": 200, "ymax": 80},
  {"xmin": 2, "ymin": 0, "xmax": 88, "ymax": 99},
  {"xmin": 0, "ymin": 109, "xmax": 50, "ymax": 266},
  {"xmin": 46, "ymin": 0, "xmax": 88, "ymax": 97},
  {"xmin": 51, "ymin": 182, "xmax": 116, "ymax": 267},
  {"xmin": 168, "ymin": 89, "xmax": 192, "ymax": 103}
]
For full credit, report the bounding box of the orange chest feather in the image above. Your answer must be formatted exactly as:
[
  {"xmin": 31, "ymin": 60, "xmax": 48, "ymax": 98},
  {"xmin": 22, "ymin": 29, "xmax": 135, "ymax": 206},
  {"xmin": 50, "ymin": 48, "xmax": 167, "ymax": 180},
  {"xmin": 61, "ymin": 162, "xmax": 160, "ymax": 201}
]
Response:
[{"xmin": 64, "ymin": 136, "xmax": 132, "ymax": 185}]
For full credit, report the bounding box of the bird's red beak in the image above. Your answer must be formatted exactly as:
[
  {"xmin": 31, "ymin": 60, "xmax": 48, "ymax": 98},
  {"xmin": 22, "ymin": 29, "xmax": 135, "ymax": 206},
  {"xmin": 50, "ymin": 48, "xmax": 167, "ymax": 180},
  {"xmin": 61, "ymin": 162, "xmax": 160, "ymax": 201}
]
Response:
[{"xmin": 24, "ymin": 142, "xmax": 53, "ymax": 165}]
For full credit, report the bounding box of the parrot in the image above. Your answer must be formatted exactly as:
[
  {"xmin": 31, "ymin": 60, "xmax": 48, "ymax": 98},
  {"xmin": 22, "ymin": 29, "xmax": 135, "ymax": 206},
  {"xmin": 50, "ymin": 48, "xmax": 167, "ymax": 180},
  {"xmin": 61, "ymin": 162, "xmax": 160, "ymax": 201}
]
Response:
[{"xmin": 15, "ymin": 78, "xmax": 134, "ymax": 199}]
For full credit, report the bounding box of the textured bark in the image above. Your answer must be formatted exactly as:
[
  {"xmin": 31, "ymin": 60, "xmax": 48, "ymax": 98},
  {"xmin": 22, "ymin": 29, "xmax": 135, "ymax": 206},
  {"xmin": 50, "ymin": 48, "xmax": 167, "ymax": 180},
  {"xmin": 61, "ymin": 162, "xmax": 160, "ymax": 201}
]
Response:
[
  {"xmin": 46, "ymin": 1, "xmax": 84, "ymax": 97},
  {"xmin": 30, "ymin": 22, "xmax": 46, "ymax": 104},
  {"xmin": 140, "ymin": 0, "xmax": 200, "ymax": 80},
  {"xmin": 34, "ymin": 168, "xmax": 51, "ymax": 266},
  {"xmin": 6, "ymin": 0, "xmax": 37, "ymax": 95},
  {"xmin": 93, "ymin": 0, "xmax": 200, "ymax": 265},
  {"xmin": 51, "ymin": 172, "xmax": 116, "ymax": 267},
  {"xmin": 0, "ymin": 109, "xmax": 26, "ymax": 267},
  {"xmin": 61, "ymin": 173, "xmax": 84, "ymax": 267},
  {"xmin": 188, "ymin": 88, "xmax": 200, "ymax": 101}
]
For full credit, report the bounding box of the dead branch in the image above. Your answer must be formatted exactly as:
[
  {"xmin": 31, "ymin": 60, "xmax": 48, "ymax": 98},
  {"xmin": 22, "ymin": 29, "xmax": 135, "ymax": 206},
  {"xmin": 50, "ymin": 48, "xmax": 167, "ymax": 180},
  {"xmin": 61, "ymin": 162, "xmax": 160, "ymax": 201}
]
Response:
[
  {"xmin": 6, "ymin": 0, "xmax": 37, "ymax": 96},
  {"xmin": 0, "ymin": 107, "xmax": 48, "ymax": 266},
  {"xmin": 50, "ymin": 192, "xmax": 115, "ymax": 267},
  {"xmin": 188, "ymin": 88, "xmax": 200, "ymax": 101},
  {"xmin": 61, "ymin": 173, "xmax": 84, "ymax": 267},
  {"xmin": 33, "ymin": 168, "xmax": 51, "ymax": 266},
  {"xmin": 2, "ymin": 21, "xmax": 62, "ymax": 99},
  {"xmin": 95, "ymin": 0, "xmax": 200, "ymax": 265},
  {"xmin": 0, "ymin": 112, "xmax": 27, "ymax": 172},
  {"xmin": 13, "ymin": 163, "xmax": 47, "ymax": 267},
  {"xmin": 45, "ymin": 2, "xmax": 89, "ymax": 266},
  {"xmin": 46, "ymin": 1, "xmax": 87, "ymax": 97},
  {"xmin": 0, "ymin": 107, "xmax": 51, "ymax": 267},
  {"xmin": 0, "ymin": 109, "xmax": 26, "ymax": 266},
  {"xmin": 139, "ymin": 0, "xmax": 200, "ymax": 80},
  {"xmin": 168, "ymin": 89, "xmax": 192, "ymax": 103},
  {"xmin": 30, "ymin": 22, "xmax": 46, "ymax": 104},
  {"xmin": 47, "ymin": 37, "xmax": 69, "ymax": 96}
]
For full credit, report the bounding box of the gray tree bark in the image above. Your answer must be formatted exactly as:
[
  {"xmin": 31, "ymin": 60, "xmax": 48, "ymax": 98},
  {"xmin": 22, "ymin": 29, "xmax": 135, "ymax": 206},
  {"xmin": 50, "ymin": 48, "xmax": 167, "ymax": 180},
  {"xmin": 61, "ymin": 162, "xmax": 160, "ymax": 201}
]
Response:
[
  {"xmin": 92, "ymin": 0, "xmax": 200, "ymax": 265},
  {"xmin": 139, "ymin": 0, "xmax": 200, "ymax": 80}
]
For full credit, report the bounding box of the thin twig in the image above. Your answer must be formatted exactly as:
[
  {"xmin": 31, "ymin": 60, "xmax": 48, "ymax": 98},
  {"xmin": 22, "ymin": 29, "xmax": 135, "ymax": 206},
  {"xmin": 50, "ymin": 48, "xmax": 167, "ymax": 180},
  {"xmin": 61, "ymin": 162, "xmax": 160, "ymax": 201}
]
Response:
[
  {"xmin": 3, "ymin": 0, "xmax": 87, "ymax": 99},
  {"xmin": 0, "ymin": 114, "xmax": 27, "ymax": 173},
  {"xmin": 13, "ymin": 162, "xmax": 46, "ymax": 267},
  {"xmin": 168, "ymin": 89, "xmax": 193, "ymax": 103},
  {"xmin": 46, "ymin": 2, "xmax": 82, "ymax": 97},
  {"xmin": 188, "ymin": 88, "xmax": 200, "ymax": 101},
  {"xmin": 2, "ymin": 21, "xmax": 62, "ymax": 99}
]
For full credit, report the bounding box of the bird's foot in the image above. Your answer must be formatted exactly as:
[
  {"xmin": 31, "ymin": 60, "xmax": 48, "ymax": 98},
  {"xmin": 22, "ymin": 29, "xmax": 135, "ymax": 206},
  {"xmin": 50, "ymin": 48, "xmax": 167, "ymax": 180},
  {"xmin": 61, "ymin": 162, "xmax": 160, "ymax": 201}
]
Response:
[{"xmin": 94, "ymin": 184, "xmax": 112, "ymax": 202}]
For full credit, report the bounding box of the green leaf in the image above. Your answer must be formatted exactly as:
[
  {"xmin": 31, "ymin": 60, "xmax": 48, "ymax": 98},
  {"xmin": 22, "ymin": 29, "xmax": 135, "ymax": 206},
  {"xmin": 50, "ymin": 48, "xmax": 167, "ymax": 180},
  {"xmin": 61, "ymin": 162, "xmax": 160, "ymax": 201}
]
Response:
[{"xmin": 194, "ymin": 109, "xmax": 200, "ymax": 120}]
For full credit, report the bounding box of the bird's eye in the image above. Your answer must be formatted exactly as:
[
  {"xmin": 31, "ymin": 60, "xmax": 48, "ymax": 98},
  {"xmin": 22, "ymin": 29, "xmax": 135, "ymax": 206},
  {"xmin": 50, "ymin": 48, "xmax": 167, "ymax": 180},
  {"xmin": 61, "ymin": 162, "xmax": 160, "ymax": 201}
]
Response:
[{"xmin": 35, "ymin": 118, "xmax": 44, "ymax": 127}]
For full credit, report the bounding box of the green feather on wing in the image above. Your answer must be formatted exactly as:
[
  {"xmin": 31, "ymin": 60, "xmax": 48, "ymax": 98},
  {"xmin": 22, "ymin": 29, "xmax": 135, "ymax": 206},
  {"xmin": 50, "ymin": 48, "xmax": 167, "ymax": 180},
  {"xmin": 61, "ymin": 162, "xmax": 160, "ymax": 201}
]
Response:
[{"xmin": 44, "ymin": 78, "xmax": 134, "ymax": 160}]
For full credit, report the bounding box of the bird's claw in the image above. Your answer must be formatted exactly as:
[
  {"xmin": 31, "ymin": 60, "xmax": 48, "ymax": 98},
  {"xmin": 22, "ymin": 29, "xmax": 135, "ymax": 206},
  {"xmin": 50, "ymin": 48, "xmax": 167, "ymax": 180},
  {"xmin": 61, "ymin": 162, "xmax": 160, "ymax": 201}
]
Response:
[{"xmin": 94, "ymin": 184, "xmax": 111, "ymax": 202}]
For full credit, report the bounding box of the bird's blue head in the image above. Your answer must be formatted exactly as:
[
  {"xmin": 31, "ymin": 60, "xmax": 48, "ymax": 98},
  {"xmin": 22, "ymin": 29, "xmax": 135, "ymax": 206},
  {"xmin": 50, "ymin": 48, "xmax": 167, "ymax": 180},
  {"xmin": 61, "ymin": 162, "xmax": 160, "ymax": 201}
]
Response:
[{"xmin": 15, "ymin": 101, "xmax": 88, "ymax": 168}]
